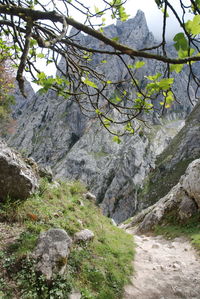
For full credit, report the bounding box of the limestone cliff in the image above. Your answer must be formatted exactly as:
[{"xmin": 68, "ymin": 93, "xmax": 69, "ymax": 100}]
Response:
[
  {"xmin": 8, "ymin": 11, "xmax": 196, "ymax": 223},
  {"xmin": 124, "ymin": 158, "xmax": 200, "ymax": 233},
  {"xmin": 139, "ymin": 100, "xmax": 200, "ymax": 209}
]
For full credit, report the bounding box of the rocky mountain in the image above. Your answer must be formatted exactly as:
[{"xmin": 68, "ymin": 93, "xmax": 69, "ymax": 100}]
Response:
[
  {"xmin": 7, "ymin": 11, "xmax": 197, "ymax": 223},
  {"xmin": 138, "ymin": 100, "xmax": 200, "ymax": 210}
]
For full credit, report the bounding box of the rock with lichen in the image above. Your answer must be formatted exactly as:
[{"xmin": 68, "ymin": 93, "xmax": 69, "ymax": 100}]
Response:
[
  {"xmin": 0, "ymin": 138, "xmax": 39, "ymax": 201},
  {"xmin": 32, "ymin": 228, "xmax": 72, "ymax": 280}
]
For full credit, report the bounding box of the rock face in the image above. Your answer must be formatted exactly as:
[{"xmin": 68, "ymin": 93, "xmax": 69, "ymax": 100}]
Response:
[
  {"xmin": 33, "ymin": 228, "xmax": 72, "ymax": 280},
  {"xmin": 8, "ymin": 11, "xmax": 196, "ymax": 222},
  {"xmin": 139, "ymin": 100, "xmax": 200, "ymax": 209},
  {"xmin": 12, "ymin": 79, "xmax": 35, "ymax": 118},
  {"xmin": 0, "ymin": 138, "xmax": 39, "ymax": 200},
  {"xmin": 181, "ymin": 159, "xmax": 200, "ymax": 208},
  {"xmin": 125, "ymin": 159, "xmax": 200, "ymax": 233}
]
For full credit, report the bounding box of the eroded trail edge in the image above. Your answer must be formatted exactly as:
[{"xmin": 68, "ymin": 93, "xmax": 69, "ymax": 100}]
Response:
[{"xmin": 124, "ymin": 231, "xmax": 200, "ymax": 299}]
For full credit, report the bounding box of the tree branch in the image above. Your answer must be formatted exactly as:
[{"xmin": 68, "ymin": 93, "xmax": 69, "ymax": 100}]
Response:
[{"xmin": 1, "ymin": 4, "xmax": 200, "ymax": 65}]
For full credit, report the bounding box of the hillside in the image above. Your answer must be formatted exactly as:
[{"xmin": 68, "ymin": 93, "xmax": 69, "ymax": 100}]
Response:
[{"xmin": 0, "ymin": 179, "xmax": 134, "ymax": 298}]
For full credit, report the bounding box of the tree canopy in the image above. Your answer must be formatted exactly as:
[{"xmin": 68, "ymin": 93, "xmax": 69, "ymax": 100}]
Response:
[{"xmin": 0, "ymin": 0, "xmax": 200, "ymax": 136}]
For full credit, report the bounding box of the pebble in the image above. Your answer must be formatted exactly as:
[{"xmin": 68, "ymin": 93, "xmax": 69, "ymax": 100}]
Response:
[{"xmin": 152, "ymin": 244, "xmax": 159, "ymax": 248}]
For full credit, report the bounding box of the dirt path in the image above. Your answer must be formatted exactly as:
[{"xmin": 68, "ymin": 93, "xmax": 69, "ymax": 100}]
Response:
[{"xmin": 123, "ymin": 231, "xmax": 200, "ymax": 299}]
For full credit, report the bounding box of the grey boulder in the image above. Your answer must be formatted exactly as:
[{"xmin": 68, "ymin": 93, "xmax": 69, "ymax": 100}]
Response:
[
  {"xmin": 74, "ymin": 229, "xmax": 94, "ymax": 243},
  {"xmin": 33, "ymin": 228, "xmax": 72, "ymax": 280},
  {"xmin": 180, "ymin": 159, "xmax": 200, "ymax": 208},
  {"xmin": 0, "ymin": 139, "xmax": 38, "ymax": 200}
]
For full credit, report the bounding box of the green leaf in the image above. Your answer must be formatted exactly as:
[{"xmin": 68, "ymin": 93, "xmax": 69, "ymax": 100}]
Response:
[
  {"xmin": 103, "ymin": 119, "xmax": 111, "ymax": 127},
  {"xmin": 155, "ymin": 0, "xmax": 163, "ymax": 8},
  {"xmin": 37, "ymin": 72, "xmax": 47, "ymax": 80},
  {"xmin": 170, "ymin": 64, "xmax": 183, "ymax": 73},
  {"xmin": 82, "ymin": 78, "xmax": 98, "ymax": 89},
  {"xmin": 118, "ymin": 6, "xmax": 129, "ymax": 21},
  {"xmin": 95, "ymin": 109, "xmax": 101, "ymax": 115},
  {"xmin": 124, "ymin": 122, "xmax": 134, "ymax": 133},
  {"xmin": 110, "ymin": 95, "xmax": 122, "ymax": 104},
  {"xmin": 111, "ymin": 36, "xmax": 119, "ymax": 42},
  {"xmin": 46, "ymin": 59, "xmax": 53, "ymax": 65},
  {"xmin": 101, "ymin": 60, "xmax": 107, "ymax": 63},
  {"xmin": 37, "ymin": 53, "xmax": 45, "ymax": 58},
  {"xmin": 165, "ymin": 90, "xmax": 174, "ymax": 107},
  {"xmin": 146, "ymin": 73, "xmax": 162, "ymax": 81},
  {"xmin": 186, "ymin": 15, "xmax": 200, "ymax": 35},
  {"xmin": 178, "ymin": 48, "xmax": 195, "ymax": 58},
  {"xmin": 29, "ymin": 48, "xmax": 36, "ymax": 56},
  {"xmin": 112, "ymin": 136, "xmax": 121, "ymax": 144},
  {"xmin": 173, "ymin": 33, "xmax": 188, "ymax": 51},
  {"xmin": 134, "ymin": 61, "xmax": 145, "ymax": 69},
  {"xmin": 30, "ymin": 39, "xmax": 37, "ymax": 47},
  {"xmin": 94, "ymin": 6, "xmax": 103, "ymax": 16},
  {"xmin": 161, "ymin": 8, "xmax": 169, "ymax": 17},
  {"xmin": 158, "ymin": 78, "xmax": 174, "ymax": 90}
]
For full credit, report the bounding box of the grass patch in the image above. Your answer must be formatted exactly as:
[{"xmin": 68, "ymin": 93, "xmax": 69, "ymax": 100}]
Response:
[
  {"xmin": 0, "ymin": 179, "xmax": 134, "ymax": 298},
  {"xmin": 154, "ymin": 214, "xmax": 200, "ymax": 252}
]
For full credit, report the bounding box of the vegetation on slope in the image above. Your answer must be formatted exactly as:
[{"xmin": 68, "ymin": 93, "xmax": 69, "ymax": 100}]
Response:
[
  {"xmin": 154, "ymin": 213, "xmax": 200, "ymax": 253},
  {"xmin": 0, "ymin": 180, "xmax": 134, "ymax": 299}
]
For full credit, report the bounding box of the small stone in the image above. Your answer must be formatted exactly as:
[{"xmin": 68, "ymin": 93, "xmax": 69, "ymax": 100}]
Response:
[
  {"xmin": 74, "ymin": 229, "xmax": 94, "ymax": 243},
  {"xmin": 49, "ymin": 181, "xmax": 60, "ymax": 189},
  {"xmin": 53, "ymin": 213, "xmax": 60, "ymax": 218},
  {"xmin": 173, "ymin": 262, "xmax": 181, "ymax": 270},
  {"xmin": 168, "ymin": 245, "xmax": 175, "ymax": 249},
  {"xmin": 111, "ymin": 218, "xmax": 117, "ymax": 226},
  {"xmin": 85, "ymin": 192, "xmax": 96, "ymax": 201},
  {"xmin": 38, "ymin": 166, "xmax": 53, "ymax": 182},
  {"xmin": 69, "ymin": 291, "xmax": 81, "ymax": 299},
  {"xmin": 152, "ymin": 244, "xmax": 159, "ymax": 249},
  {"xmin": 174, "ymin": 289, "xmax": 184, "ymax": 297},
  {"xmin": 77, "ymin": 219, "xmax": 83, "ymax": 226},
  {"xmin": 77, "ymin": 200, "xmax": 84, "ymax": 206}
]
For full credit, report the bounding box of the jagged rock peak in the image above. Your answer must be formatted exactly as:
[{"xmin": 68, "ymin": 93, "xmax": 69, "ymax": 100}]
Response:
[
  {"xmin": 116, "ymin": 9, "xmax": 147, "ymax": 29},
  {"xmin": 70, "ymin": 9, "xmax": 150, "ymax": 45}
]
